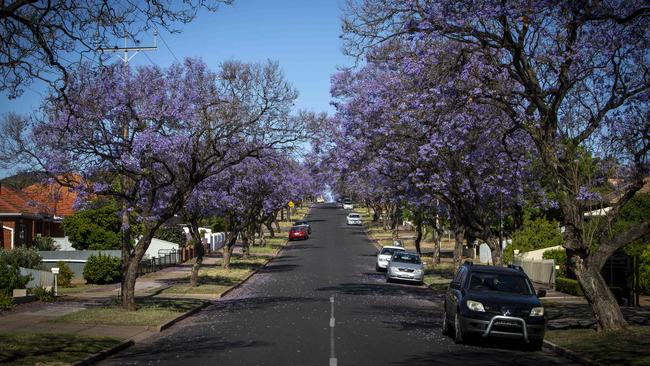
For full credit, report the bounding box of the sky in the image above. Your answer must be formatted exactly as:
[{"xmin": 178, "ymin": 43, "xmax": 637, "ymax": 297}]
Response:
[{"xmin": 0, "ymin": 0, "xmax": 353, "ymax": 177}]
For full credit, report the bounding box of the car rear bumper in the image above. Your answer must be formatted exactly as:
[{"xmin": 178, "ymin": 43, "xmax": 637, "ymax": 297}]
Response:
[{"xmin": 459, "ymin": 315, "xmax": 545, "ymax": 342}]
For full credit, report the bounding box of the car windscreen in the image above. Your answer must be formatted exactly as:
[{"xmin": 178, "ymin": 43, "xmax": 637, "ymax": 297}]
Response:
[
  {"xmin": 380, "ymin": 247, "xmax": 405, "ymax": 255},
  {"xmin": 391, "ymin": 253, "xmax": 421, "ymax": 264},
  {"xmin": 290, "ymin": 226, "xmax": 304, "ymax": 231},
  {"xmin": 348, "ymin": 214, "xmax": 360, "ymax": 218},
  {"xmin": 468, "ymin": 272, "xmax": 534, "ymax": 295},
  {"xmin": 295, "ymin": 222, "xmax": 307, "ymax": 225}
]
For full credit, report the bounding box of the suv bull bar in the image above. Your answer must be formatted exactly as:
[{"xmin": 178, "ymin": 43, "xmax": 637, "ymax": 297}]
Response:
[{"xmin": 482, "ymin": 315, "xmax": 529, "ymax": 343}]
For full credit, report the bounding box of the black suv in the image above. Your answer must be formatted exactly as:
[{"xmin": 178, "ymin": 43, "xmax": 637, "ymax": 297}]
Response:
[{"xmin": 442, "ymin": 262, "xmax": 546, "ymax": 349}]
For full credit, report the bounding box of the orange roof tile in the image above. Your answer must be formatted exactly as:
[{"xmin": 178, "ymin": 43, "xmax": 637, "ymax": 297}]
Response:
[
  {"xmin": 0, "ymin": 185, "xmax": 49, "ymax": 217},
  {"xmin": 22, "ymin": 181, "xmax": 78, "ymax": 217}
]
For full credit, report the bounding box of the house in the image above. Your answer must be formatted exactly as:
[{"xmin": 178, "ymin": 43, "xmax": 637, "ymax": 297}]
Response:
[{"xmin": 0, "ymin": 181, "xmax": 77, "ymax": 250}]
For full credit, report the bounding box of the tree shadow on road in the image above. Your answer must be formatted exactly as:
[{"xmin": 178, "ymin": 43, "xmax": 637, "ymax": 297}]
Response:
[
  {"xmin": 108, "ymin": 335, "xmax": 272, "ymax": 364},
  {"xmin": 315, "ymin": 282, "xmax": 435, "ymax": 301},
  {"xmin": 257, "ymin": 264, "xmax": 301, "ymax": 274}
]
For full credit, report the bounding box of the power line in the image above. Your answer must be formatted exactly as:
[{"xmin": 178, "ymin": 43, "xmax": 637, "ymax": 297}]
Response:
[
  {"xmin": 157, "ymin": 32, "xmax": 180, "ymax": 63},
  {"xmin": 143, "ymin": 52, "xmax": 158, "ymax": 67},
  {"xmin": 123, "ymin": 4, "xmax": 180, "ymax": 64}
]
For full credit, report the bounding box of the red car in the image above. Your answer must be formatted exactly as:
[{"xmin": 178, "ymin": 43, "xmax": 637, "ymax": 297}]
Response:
[{"xmin": 288, "ymin": 226, "xmax": 309, "ymax": 241}]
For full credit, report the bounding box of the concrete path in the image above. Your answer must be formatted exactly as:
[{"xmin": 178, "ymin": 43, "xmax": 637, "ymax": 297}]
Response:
[{"xmin": 0, "ymin": 301, "xmax": 157, "ymax": 342}]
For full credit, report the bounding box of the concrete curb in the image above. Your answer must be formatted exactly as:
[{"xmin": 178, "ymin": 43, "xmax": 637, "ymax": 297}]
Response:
[
  {"xmin": 156, "ymin": 301, "xmax": 211, "ymax": 332},
  {"xmin": 218, "ymin": 232, "xmax": 295, "ymax": 299},
  {"xmin": 72, "ymin": 339, "xmax": 134, "ymax": 366},
  {"xmin": 543, "ymin": 339, "xmax": 601, "ymax": 366},
  {"xmin": 220, "ymin": 208, "xmax": 311, "ymax": 299}
]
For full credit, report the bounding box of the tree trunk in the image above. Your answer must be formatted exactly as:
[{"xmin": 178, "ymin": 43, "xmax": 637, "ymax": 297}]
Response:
[
  {"xmin": 258, "ymin": 225, "xmax": 266, "ymax": 246},
  {"xmin": 222, "ymin": 234, "xmax": 237, "ymax": 269},
  {"xmin": 432, "ymin": 227, "xmax": 441, "ymax": 265},
  {"xmin": 121, "ymin": 257, "xmax": 139, "ymax": 311},
  {"xmin": 241, "ymin": 231, "xmax": 250, "ymax": 258},
  {"xmin": 189, "ymin": 239, "xmax": 205, "ymax": 287},
  {"xmin": 453, "ymin": 226, "xmax": 465, "ymax": 271},
  {"xmin": 372, "ymin": 206, "xmax": 380, "ymax": 222},
  {"xmin": 121, "ymin": 227, "xmax": 157, "ymax": 311},
  {"xmin": 274, "ymin": 219, "xmax": 281, "ymax": 233},
  {"xmin": 488, "ymin": 238, "xmax": 502, "ymax": 266},
  {"xmin": 414, "ymin": 219, "xmax": 423, "ymax": 255},
  {"xmin": 266, "ymin": 221, "xmax": 275, "ymax": 238},
  {"xmin": 120, "ymin": 200, "xmax": 136, "ymax": 311},
  {"xmin": 572, "ymin": 251, "xmax": 628, "ymax": 331}
]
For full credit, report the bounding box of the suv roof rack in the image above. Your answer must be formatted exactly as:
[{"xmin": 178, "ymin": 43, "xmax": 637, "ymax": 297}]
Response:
[{"xmin": 508, "ymin": 264, "xmax": 524, "ymax": 272}]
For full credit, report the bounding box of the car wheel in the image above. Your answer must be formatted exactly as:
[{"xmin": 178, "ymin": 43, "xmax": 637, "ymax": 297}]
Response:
[
  {"xmin": 441, "ymin": 307, "xmax": 449, "ymax": 335},
  {"xmin": 376, "ymin": 265, "xmax": 381, "ymax": 272},
  {"xmin": 527, "ymin": 339, "xmax": 544, "ymax": 351},
  {"xmin": 454, "ymin": 311, "xmax": 464, "ymax": 344},
  {"xmin": 386, "ymin": 276, "xmax": 393, "ymax": 283}
]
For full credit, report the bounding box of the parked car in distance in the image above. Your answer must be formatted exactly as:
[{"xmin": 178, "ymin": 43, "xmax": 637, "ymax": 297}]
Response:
[
  {"xmin": 442, "ymin": 262, "xmax": 546, "ymax": 350},
  {"xmin": 342, "ymin": 199, "xmax": 353, "ymax": 210},
  {"xmin": 376, "ymin": 245, "xmax": 406, "ymax": 272},
  {"xmin": 346, "ymin": 212, "xmax": 362, "ymax": 225},
  {"xmin": 386, "ymin": 252, "xmax": 424, "ymax": 285},
  {"xmin": 294, "ymin": 220, "xmax": 311, "ymax": 234},
  {"xmin": 288, "ymin": 226, "xmax": 309, "ymax": 241},
  {"xmin": 316, "ymin": 196, "xmax": 325, "ymax": 203}
]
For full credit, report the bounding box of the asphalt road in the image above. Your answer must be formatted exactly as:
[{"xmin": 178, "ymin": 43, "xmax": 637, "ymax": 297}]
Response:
[{"xmin": 103, "ymin": 204, "xmax": 577, "ymax": 366}]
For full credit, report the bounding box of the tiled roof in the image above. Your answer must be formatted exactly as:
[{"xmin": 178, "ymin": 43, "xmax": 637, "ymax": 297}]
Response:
[
  {"xmin": 22, "ymin": 181, "xmax": 78, "ymax": 217},
  {"xmin": 0, "ymin": 185, "xmax": 49, "ymax": 217}
]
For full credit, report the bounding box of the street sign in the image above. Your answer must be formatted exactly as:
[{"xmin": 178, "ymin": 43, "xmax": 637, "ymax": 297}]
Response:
[{"xmin": 288, "ymin": 201, "xmax": 294, "ymax": 208}]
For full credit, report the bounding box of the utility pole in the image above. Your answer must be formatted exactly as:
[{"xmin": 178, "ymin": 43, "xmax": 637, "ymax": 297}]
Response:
[
  {"xmin": 96, "ymin": 30, "xmax": 157, "ymax": 309},
  {"xmin": 98, "ymin": 30, "xmax": 158, "ymax": 65},
  {"xmin": 499, "ymin": 191, "xmax": 504, "ymax": 250}
]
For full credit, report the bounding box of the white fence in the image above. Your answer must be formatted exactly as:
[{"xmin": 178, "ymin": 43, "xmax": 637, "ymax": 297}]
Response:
[
  {"xmin": 512, "ymin": 257, "xmax": 556, "ymax": 286},
  {"xmin": 20, "ymin": 267, "xmax": 54, "ymax": 289}
]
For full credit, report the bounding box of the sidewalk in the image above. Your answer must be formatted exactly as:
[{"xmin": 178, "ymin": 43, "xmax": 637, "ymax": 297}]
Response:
[
  {"xmin": 532, "ymin": 282, "xmax": 650, "ymax": 329},
  {"xmin": 0, "ymin": 245, "xmax": 281, "ymax": 343},
  {"xmin": 0, "ymin": 301, "xmax": 158, "ymax": 342}
]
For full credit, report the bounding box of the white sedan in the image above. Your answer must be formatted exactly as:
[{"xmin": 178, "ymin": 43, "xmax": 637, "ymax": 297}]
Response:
[
  {"xmin": 376, "ymin": 245, "xmax": 406, "ymax": 272},
  {"xmin": 346, "ymin": 212, "xmax": 362, "ymax": 225}
]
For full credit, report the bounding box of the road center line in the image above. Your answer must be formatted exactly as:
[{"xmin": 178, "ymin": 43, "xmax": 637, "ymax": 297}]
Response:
[{"xmin": 329, "ymin": 296, "xmax": 337, "ymax": 366}]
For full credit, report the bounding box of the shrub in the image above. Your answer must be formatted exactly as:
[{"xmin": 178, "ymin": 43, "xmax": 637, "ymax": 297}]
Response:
[
  {"xmin": 0, "ymin": 291, "xmax": 15, "ymax": 311},
  {"xmin": 543, "ymin": 248, "xmax": 568, "ymax": 278},
  {"xmin": 504, "ymin": 210, "xmax": 564, "ymax": 263},
  {"xmin": 32, "ymin": 286, "xmax": 56, "ymax": 302},
  {"xmin": 555, "ymin": 277, "xmax": 584, "ymax": 296},
  {"xmin": 154, "ymin": 225, "xmax": 187, "ymax": 245},
  {"xmin": 62, "ymin": 200, "xmax": 123, "ymax": 250},
  {"xmin": 0, "ymin": 264, "xmax": 31, "ymax": 293},
  {"xmin": 0, "ymin": 247, "xmax": 43, "ymax": 269},
  {"xmin": 56, "ymin": 261, "xmax": 74, "ymax": 287},
  {"xmin": 32, "ymin": 236, "xmax": 60, "ymax": 251},
  {"xmin": 83, "ymin": 254, "xmax": 122, "ymax": 284}
]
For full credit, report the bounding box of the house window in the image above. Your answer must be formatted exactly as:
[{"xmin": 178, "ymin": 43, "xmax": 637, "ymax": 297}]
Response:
[{"xmin": 19, "ymin": 223, "xmax": 26, "ymax": 244}]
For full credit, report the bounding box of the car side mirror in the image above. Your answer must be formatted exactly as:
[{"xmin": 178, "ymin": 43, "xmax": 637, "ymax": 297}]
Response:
[{"xmin": 536, "ymin": 289, "xmax": 546, "ymax": 298}]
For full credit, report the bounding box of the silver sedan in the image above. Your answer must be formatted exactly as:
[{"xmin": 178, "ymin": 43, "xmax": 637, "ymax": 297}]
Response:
[{"xmin": 386, "ymin": 252, "xmax": 425, "ymax": 285}]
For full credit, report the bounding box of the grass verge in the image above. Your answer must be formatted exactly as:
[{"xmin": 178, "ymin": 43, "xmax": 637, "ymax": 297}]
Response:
[
  {"xmin": 160, "ymin": 255, "xmax": 268, "ymax": 296},
  {"xmin": 545, "ymin": 326, "xmax": 650, "ymax": 366},
  {"xmin": 53, "ymin": 298, "xmax": 206, "ymax": 327},
  {"xmin": 0, "ymin": 332, "xmax": 121, "ymax": 366}
]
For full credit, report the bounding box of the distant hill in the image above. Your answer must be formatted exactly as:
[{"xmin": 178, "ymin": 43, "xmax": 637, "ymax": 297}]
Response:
[{"xmin": 0, "ymin": 171, "xmax": 48, "ymax": 190}]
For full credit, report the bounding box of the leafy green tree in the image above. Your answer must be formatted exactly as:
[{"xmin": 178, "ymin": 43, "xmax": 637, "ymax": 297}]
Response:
[
  {"xmin": 62, "ymin": 200, "xmax": 122, "ymax": 250},
  {"xmin": 154, "ymin": 226, "xmax": 187, "ymax": 246},
  {"xmin": 504, "ymin": 209, "xmax": 564, "ymax": 264}
]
